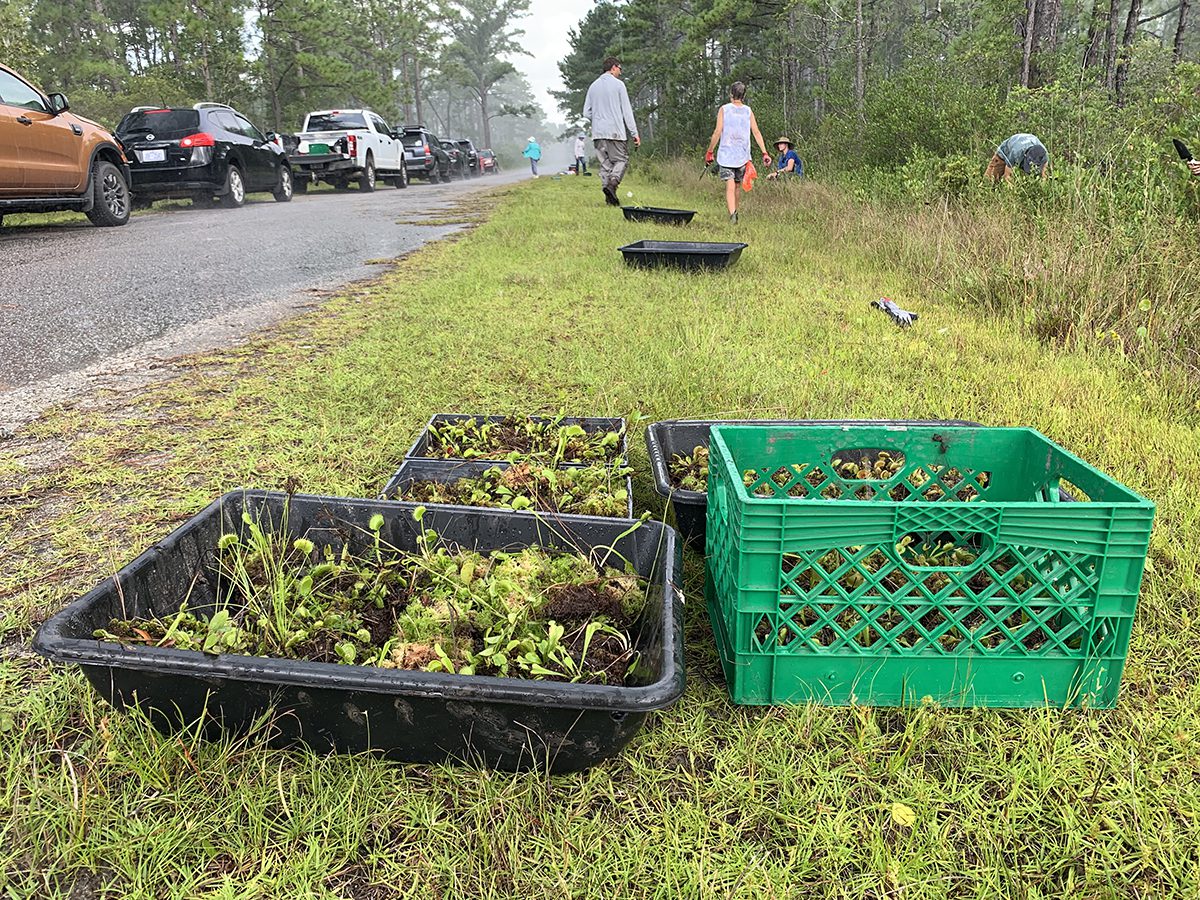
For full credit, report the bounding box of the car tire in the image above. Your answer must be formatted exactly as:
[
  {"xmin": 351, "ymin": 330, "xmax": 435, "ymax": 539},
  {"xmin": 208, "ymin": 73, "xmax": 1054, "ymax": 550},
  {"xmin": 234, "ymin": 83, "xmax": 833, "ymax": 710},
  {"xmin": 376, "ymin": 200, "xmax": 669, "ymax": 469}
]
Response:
[
  {"xmin": 333, "ymin": 180, "xmax": 351, "ymax": 191},
  {"xmin": 273, "ymin": 164, "xmax": 294, "ymax": 202},
  {"xmin": 294, "ymin": 176, "xmax": 308, "ymax": 194},
  {"xmin": 84, "ymin": 161, "xmax": 131, "ymax": 227},
  {"xmin": 391, "ymin": 161, "xmax": 408, "ymax": 189},
  {"xmin": 220, "ymin": 165, "xmax": 246, "ymax": 209},
  {"xmin": 359, "ymin": 155, "xmax": 376, "ymax": 192}
]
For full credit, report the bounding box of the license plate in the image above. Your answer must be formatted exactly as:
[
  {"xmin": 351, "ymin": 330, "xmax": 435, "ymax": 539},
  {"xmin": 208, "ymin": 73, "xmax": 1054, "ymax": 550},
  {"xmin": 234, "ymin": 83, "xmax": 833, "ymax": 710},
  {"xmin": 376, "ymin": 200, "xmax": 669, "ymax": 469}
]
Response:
[{"xmin": 141, "ymin": 149, "xmax": 165, "ymax": 162}]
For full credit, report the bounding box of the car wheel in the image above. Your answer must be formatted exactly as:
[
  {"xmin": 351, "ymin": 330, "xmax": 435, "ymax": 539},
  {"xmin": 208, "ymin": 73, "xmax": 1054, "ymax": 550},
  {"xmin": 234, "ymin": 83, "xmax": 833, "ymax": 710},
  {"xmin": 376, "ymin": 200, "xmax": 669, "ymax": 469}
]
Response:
[
  {"xmin": 0, "ymin": 215, "xmax": 4, "ymax": 227},
  {"xmin": 393, "ymin": 160, "xmax": 408, "ymax": 189},
  {"xmin": 273, "ymin": 164, "xmax": 294, "ymax": 202},
  {"xmin": 84, "ymin": 160, "xmax": 131, "ymax": 227},
  {"xmin": 333, "ymin": 180, "xmax": 351, "ymax": 191},
  {"xmin": 359, "ymin": 155, "xmax": 376, "ymax": 192},
  {"xmin": 220, "ymin": 165, "xmax": 246, "ymax": 208}
]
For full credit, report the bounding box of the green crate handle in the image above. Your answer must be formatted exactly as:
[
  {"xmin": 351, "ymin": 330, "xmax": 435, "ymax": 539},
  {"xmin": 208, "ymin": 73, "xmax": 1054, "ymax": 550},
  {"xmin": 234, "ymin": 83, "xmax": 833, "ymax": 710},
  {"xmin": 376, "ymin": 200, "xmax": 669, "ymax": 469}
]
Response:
[{"xmin": 886, "ymin": 505, "xmax": 1003, "ymax": 573}]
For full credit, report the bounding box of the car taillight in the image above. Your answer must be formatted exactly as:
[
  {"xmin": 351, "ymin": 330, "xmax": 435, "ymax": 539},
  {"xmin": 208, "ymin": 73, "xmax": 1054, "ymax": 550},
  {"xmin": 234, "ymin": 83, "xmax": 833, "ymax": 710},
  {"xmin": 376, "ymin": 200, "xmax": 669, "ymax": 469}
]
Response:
[
  {"xmin": 424, "ymin": 144, "xmax": 430, "ymax": 154},
  {"xmin": 180, "ymin": 133, "xmax": 215, "ymax": 148}
]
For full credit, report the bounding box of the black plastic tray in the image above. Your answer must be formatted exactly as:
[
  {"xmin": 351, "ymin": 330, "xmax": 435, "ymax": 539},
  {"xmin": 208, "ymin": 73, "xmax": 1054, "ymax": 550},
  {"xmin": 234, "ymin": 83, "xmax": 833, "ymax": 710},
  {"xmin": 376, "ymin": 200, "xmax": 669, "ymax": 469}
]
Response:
[
  {"xmin": 382, "ymin": 457, "xmax": 635, "ymax": 519},
  {"xmin": 647, "ymin": 418, "xmax": 985, "ymax": 550},
  {"xmin": 619, "ymin": 240, "xmax": 747, "ymax": 271},
  {"xmin": 403, "ymin": 414, "xmax": 628, "ymax": 469},
  {"xmin": 621, "ymin": 206, "xmax": 697, "ymax": 225},
  {"xmin": 32, "ymin": 491, "xmax": 684, "ymax": 773}
]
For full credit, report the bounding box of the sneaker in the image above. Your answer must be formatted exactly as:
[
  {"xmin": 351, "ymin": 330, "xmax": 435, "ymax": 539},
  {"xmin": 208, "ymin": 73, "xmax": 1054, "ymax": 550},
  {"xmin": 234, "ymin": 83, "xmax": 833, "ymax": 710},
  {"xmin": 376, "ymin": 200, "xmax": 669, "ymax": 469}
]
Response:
[
  {"xmin": 730, "ymin": 211, "xmax": 738, "ymax": 224},
  {"xmin": 603, "ymin": 186, "xmax": 620, "ymax": 206}
]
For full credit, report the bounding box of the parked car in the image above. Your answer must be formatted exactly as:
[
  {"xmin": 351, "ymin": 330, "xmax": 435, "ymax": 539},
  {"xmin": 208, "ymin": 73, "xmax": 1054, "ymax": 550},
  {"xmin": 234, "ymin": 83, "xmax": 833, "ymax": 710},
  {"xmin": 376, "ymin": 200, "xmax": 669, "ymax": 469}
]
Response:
[
  {"xmin": 290, "ymin": 108, "xmax": 407, "ymax": 192},
  {"xmin": 0, "ymin": 62, "xmax": 131, "ymax": 228},
  {"xmin": 478, "ymin": 149, "xmax": 500, "ymax": 175},
  {"xmin": 116, "ymin": 103, "xmax": 292, "ymax": 208},
  {"xmin": 440, "ymin": 139, "xmax": 466, "ymax": 179},
  {"xmin": 454, "ymin": 139, "xmax": 480, "ymax": 176},
  {"xmin": 401, "ymin": 125, "xmax": 451, "ymax": 182}
]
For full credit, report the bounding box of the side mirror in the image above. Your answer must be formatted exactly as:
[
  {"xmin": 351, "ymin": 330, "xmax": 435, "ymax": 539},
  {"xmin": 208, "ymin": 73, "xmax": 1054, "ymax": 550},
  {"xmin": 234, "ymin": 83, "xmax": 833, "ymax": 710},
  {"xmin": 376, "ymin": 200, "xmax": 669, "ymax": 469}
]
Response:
[
  {"xmin": 48, "ymin": 92, "xmax": 70, "ymax": 114},
  {"xmin": 265, "ymin": 132, "xmax": 278, "ymax": 142}
]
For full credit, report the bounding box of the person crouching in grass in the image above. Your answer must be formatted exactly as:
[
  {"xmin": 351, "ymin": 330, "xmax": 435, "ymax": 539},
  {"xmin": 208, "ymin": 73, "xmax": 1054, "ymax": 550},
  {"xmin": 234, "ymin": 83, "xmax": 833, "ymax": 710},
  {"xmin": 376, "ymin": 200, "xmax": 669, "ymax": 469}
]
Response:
[
  {"xmin": 986, "ymin": 133, "xmax": 1049, "ymax": 182},
  {"xmin": 704, "ymin": 81, "xmax": 771, "ymax": 223}
]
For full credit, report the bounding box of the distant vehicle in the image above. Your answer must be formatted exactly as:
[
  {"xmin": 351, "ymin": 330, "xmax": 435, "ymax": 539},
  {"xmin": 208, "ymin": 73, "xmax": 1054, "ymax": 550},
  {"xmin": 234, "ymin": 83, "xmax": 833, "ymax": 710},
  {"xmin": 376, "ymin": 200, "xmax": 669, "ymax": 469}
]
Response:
[
  {"xmin": 0, "ymin": 62, "xmax": 131, "ymax": 228},
  {"xmin": 401, "ymin": 125, "xmax": 451, "ymax": 182},
  {"xmin": 478, "ymin": 149, "xmax": 500, "ymax": 175},
  {"xmin": 290, "ymin": 109, "xmax": 407, "ymax": 192},
  {"xmin": 440, "ymin": 138, "xmax": 467, "ymax": 179},
  {"xmin": 116, "ymin": 103, "xmax": 292, "ymax": 208},
  {"xmin": 454, "ymin": 139, "xmax": 480, "ymax": 176}
]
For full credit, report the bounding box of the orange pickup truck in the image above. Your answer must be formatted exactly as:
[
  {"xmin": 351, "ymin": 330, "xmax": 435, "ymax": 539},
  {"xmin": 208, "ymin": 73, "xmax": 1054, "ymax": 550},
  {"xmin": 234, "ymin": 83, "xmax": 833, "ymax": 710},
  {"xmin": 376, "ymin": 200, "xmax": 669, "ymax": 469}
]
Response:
[{"xmin": 0, "ymin": 62, "xmax": 131, "ymax": 228}]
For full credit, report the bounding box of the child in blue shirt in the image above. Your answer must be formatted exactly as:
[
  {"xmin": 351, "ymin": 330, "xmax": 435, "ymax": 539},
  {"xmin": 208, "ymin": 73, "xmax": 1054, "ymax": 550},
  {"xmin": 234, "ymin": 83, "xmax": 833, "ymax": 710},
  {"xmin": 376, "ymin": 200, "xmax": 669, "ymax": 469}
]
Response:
[{"xmin": 767, "ymin": 137, "xmax": 803, "ymax": 179}]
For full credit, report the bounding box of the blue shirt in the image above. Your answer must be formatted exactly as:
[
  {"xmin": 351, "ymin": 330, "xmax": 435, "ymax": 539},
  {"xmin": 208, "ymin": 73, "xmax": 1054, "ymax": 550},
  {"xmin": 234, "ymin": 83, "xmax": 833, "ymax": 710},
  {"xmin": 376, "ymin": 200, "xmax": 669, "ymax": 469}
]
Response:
[{"xmin": 776, "ymin": 149, "xmax": 803, "ymax": 176}]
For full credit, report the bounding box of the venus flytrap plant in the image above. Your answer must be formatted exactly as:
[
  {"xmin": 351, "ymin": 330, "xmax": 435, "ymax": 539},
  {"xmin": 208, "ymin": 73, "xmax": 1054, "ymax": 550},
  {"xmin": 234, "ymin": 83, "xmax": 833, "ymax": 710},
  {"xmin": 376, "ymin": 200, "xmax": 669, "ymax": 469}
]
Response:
[{"xmin": 98, "ymin": 508, "xmax": 647, "ymax": 683}]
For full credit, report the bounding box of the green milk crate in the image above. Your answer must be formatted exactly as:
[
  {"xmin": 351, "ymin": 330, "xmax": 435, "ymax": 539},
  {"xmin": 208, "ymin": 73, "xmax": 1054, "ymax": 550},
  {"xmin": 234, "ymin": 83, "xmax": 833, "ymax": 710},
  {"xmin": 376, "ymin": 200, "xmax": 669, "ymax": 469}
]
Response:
[{"xmin": 704, "ymin": 424, "xmax": 1154, "ymax": 708}]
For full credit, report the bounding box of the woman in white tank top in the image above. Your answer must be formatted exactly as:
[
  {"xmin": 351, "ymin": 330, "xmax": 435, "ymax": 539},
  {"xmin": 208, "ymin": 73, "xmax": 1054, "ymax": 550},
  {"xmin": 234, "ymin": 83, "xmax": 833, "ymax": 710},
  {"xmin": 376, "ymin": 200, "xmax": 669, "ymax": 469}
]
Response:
[{"xmin": 704, "ymin": 82, "xmax": 771, "ymax": 223}]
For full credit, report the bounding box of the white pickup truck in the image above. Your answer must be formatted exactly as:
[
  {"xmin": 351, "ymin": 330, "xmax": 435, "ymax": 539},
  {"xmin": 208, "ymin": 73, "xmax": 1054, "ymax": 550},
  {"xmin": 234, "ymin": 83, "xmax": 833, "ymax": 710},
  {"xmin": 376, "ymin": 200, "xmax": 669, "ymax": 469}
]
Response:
[{"xmin": 289, "ymin": 109, "xmax": 408, "ymax": 192}]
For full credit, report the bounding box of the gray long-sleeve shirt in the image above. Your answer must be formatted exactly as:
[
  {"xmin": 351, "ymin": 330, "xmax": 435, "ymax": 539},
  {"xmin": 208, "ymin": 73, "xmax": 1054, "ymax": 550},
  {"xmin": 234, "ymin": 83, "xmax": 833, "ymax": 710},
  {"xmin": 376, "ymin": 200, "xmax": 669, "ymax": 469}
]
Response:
[{"xmin": 582, "ymin": 73, "xmax": 638, "ymax": 142}]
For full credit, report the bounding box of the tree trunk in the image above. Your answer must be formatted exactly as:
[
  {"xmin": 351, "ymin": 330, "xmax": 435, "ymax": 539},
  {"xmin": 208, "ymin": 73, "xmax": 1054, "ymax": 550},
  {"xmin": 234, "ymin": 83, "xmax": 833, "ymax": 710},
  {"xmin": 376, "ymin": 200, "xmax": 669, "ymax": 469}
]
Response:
[
  {"xmin": 1020, "ymin": 0, "xmax": 1038, "ymax": 87},
  {"xmin": 1103, "ymin": 0, "xmax": 1121, "ymax": 89},
  {"xmin": 1083, "ymin": 0, "xmax": 1107, "ymax": 68},
  {"xmin": 854, "ymin": 0, "xmax": 865, "ymax": 113},
  {"xmin": 1115, "ymin": 0, "xmax": 1144, "ymax": 96},
  {"xmin": 414, "ymin": 57, "xmax": 423, "ymax": 125},
  {"xmin": 1175, "ymin": 0, "xmax": 1191, "ymax": 61},
  {"xmin": 480, "ymin": 88, "xmax": 491, "ymax": 149}
]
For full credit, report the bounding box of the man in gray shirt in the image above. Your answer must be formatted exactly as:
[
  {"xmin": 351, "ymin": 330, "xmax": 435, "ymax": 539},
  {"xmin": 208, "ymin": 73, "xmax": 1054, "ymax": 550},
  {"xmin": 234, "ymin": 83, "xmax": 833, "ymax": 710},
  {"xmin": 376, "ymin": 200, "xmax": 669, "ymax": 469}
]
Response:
[{"xmin": 583, "ymin": 57, "xmax": 641, "ymax": 206}]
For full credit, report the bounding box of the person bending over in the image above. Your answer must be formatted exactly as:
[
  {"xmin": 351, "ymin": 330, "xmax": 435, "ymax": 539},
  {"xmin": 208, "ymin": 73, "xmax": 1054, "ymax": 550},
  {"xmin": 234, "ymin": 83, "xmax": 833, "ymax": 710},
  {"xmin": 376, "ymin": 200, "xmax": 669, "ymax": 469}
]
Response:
[{"xmin": 986, "ymin": 133, "xmax": 1049, "ymax": 181}]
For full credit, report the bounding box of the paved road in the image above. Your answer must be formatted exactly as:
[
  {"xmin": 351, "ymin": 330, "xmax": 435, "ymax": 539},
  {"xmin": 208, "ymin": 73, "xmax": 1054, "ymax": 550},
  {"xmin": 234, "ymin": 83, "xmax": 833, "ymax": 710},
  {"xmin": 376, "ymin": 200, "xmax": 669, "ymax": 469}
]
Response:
[{"xmin": 0, "ymin": 170, "xmax": 522, "ymax": 392}]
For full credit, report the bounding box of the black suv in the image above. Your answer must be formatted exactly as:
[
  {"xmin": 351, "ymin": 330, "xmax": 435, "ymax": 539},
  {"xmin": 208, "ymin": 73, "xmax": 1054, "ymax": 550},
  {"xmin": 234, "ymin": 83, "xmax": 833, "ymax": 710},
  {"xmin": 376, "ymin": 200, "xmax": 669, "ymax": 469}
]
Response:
[
  {"xmin": 401, "ymin": 126, "xmax": 451, "ymax": 182},
  {"xmin": 454, "ymin": 139, "xmax": 480, "ymax": 176},
  {"xmin": 440, "ymin": 139, "xmax": 466, "ymax": 179},
  {"xmin": 116, "ymin": 103, "xmax": 293, "ymax": 208}
]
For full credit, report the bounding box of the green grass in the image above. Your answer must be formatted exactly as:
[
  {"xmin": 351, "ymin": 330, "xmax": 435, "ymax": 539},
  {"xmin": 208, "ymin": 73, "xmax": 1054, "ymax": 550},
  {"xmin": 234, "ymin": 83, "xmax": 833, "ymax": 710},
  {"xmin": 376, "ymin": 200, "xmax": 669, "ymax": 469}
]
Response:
[{"xmin": 2, "ymin": 166, "xmax": 1199, "ymax": 898}]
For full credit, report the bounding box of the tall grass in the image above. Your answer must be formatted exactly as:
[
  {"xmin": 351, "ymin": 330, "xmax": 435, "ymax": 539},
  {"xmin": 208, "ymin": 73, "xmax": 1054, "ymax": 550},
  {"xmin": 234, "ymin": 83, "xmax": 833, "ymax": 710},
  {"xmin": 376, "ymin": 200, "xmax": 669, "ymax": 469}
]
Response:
[{"xmin": 656, "ymin": 157, "xmax": 1200, "ymax": 394}]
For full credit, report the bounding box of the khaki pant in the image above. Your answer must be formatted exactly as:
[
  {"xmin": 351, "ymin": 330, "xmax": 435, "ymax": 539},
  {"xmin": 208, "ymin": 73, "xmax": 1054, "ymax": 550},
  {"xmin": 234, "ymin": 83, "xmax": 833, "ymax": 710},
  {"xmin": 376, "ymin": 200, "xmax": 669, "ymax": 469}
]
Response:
[
  {"xmin": 595, "ymin": 138, "xmax": 630, "ymax": 189},
  {"xmin": 985, "ymin": 153, "xmax": 1009, "ymax": 182}
]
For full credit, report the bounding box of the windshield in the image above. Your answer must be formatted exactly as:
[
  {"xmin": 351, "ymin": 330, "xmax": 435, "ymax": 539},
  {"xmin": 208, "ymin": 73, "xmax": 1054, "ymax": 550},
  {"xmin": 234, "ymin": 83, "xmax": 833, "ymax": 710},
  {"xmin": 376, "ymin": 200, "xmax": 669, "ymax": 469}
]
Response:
[
  {"xmin": 304, "ymin": 112, "xmax": 367, "ymax": 131},
  {"xmin": 116, "ymin": 109, "xmax": 199, "ymax": 138}
]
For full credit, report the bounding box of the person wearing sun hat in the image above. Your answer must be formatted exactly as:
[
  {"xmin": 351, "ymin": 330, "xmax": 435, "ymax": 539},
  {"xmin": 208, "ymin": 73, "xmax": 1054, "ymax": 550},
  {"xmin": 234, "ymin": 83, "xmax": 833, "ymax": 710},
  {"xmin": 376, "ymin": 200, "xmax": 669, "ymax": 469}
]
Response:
[{"xmin": 767, "ymin": 136, "xmax": 803, "ymax": 179}]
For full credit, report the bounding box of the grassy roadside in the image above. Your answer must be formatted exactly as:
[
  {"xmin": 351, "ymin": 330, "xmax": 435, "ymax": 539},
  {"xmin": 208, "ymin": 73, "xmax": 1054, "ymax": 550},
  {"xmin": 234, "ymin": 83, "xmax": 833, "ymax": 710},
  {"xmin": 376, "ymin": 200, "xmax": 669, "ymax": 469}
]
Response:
[{"xmin": 1, "ymin": 168, "xmax": 1198, "ymax": 899}]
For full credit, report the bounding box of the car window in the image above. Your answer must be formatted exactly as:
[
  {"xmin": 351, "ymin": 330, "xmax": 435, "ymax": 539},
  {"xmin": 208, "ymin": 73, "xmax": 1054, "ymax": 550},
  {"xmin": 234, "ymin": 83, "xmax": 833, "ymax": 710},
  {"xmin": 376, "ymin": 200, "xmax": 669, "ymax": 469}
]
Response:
[
  {"xmin": 402, "ymin": 131, "xmax": 426, "ymax": 147},
  {"xmin": 117, "ymin": 109, "xmax": 200, "ymax": 138},
  {"xmin": 210, "ymin": 111, "xmax": 242, "ymax": 136},
  {"xmin": 306, "ymin": 112, "xmax": 367, "ymax": 131},
  {"xmin": 234, "ymin": 114, "xmax": 265, "ymax": 141},
  {"xmin": 0, "ymin": 69, "xmax": 48, "ymax": 112},
  {"xmin": 369, "ymin": 114, "xmax": 391, "ymax": 135}
]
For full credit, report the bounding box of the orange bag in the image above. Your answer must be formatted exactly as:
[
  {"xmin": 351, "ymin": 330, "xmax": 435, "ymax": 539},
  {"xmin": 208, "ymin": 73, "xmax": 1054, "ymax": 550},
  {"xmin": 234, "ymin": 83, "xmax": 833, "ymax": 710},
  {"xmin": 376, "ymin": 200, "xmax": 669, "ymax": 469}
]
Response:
[{"xmin": 742, "ymin": 160, "xmax": 758, "ymax": 192}]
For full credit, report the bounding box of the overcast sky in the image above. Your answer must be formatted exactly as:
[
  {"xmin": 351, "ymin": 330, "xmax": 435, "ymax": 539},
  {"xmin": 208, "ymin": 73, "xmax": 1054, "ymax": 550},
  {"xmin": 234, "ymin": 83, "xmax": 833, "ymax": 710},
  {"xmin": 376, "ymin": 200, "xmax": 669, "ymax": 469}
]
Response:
[{"xmin": 515, "ymin": 0, "xmax": 594, "ymax": 123}]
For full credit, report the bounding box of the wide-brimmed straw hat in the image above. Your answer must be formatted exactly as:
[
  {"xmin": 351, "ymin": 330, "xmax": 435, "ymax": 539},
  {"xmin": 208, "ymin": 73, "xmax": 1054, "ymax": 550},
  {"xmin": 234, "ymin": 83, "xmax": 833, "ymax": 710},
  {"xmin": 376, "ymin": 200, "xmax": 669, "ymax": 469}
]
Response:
[{"xmin": 774, "ymin": 136, "xmax": 794, "ymax": 148}]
